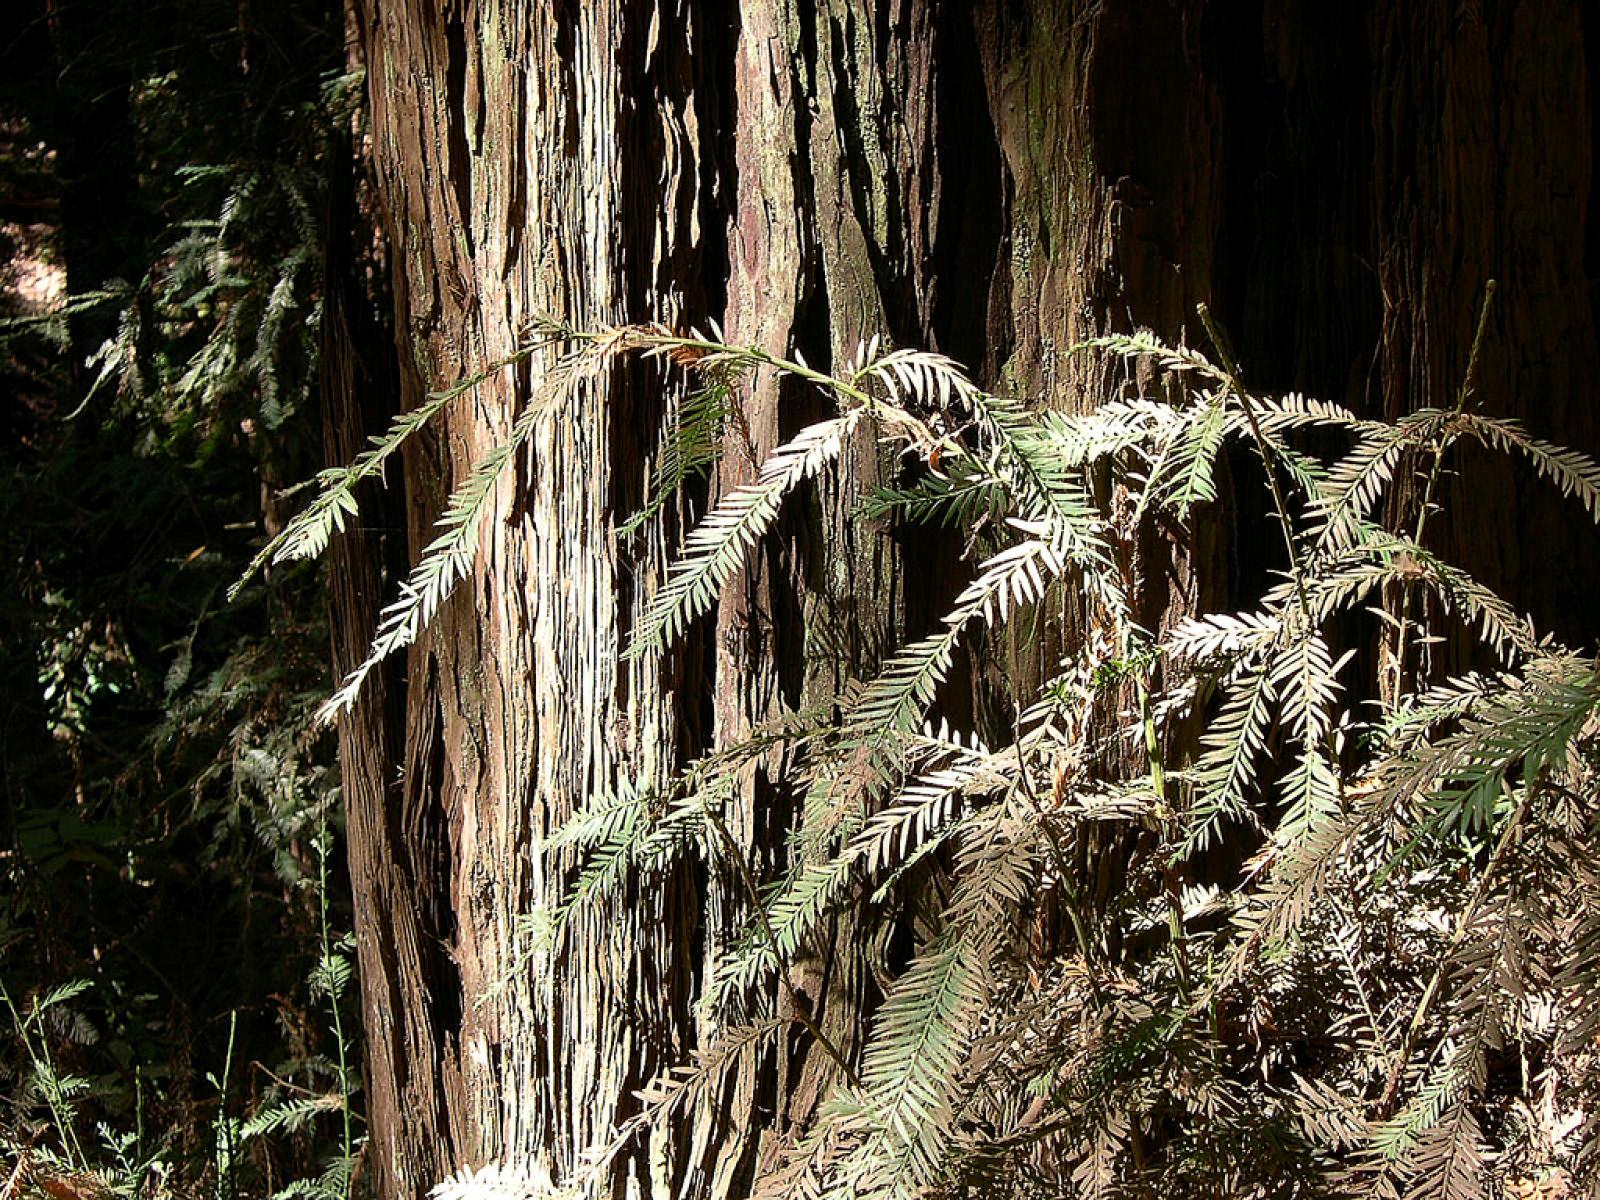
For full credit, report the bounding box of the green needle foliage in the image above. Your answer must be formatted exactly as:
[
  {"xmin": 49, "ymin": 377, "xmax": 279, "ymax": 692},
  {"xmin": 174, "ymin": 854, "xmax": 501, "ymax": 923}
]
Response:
[
  {"xmin": 273, "ymin": 293, "xmax": 1599, "ymax": 1198},
  {"xmin": 528, "ymin": 314, "xmax": 1593, "ymax": 1200}
]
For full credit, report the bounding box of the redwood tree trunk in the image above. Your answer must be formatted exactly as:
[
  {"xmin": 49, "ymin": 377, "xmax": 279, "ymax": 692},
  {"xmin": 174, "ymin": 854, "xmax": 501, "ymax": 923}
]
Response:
[
  {"xmin": 329, "ymin": 3, "xmax": 1600, "ymax": 1197},
  {"xmin": 342, "ymin": 7, "xmax": 707, "ymax": 1195}
]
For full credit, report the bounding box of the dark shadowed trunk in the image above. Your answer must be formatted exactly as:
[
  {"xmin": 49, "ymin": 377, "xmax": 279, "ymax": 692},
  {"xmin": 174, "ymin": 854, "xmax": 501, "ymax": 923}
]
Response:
[{"xmin": 325, "ymin": 2, "xmax": 1600, "ymax": 1195}]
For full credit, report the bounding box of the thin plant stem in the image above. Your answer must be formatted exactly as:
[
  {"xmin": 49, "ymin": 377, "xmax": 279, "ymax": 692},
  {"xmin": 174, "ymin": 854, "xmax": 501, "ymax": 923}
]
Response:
[
  {"xmin": 0, "ymin": 980, "xmax": 88, "ymax": 1174},
  {"xmin": 1392, "ymin": 280, "xmax": 1497, "ymax": 697},
  {"xmin": 1378, "ymin": 784, "xmax": 1524, "ymax": 1115},
  {"xmin": 215, "ymin": 1010, "xmax": 238, "ymax": 1200},
  {"xmin": 1010, "ymin": 717, "xmax": 1102, "ymax": 1003},
  {"xmin": 1137, "ymin": 666, "xmax": 1191, "ymax": 1002},
  {"xmin": 704, "ymin": 806, "xmax": 864, "ymax": 1090},
  {"xmin": 1196, "ymin": 302, "xmax": 1310, "ymax": 620},
  {"xmin": 316, "ymin": 816, "xmax": 356, "ymax": 1195}
]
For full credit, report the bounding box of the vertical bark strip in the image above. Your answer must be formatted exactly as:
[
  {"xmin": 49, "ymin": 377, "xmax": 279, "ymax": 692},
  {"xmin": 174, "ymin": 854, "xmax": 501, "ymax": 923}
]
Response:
[
  {"xmin": 351, "ymin": 3, "xmax": 706, "ymax": 1193},
  {"xmin": 705, "ymin": 6, "xmax": 1009, "ymax": 1183},
  {"xmin": 977, "ymin": 2, "xmax": 1232, "ymax": 720}
]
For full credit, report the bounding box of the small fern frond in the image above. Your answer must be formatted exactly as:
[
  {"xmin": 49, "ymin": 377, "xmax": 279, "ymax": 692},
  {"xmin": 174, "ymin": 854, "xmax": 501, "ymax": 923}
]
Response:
[
  {"xmin": 239, "ymin": 1095, "xmax": 344, "ymax": 1141},
  {"xmin": 428, "ymin": 1163, "xmax": 576, "ymax": 1200},
  {"xmin": 1076, "ymin": 331, "xmax": 1230, "ymax": 387},
  {"xmin": 318, "ymin": 392, "xmax": 552, "ymax": 721},
  {"xmin": 229, "ymin": 389, "xmax": 449, "ymax": 600},
  {"xmin": 705, "ymin": 859, "xmax": 855, "ymax": 1012},
  {"xmin": 849, "ymin": 758, "xmax": 992, "ymax": 877},
  {"xmin": 1454, "ymin": 412, "xmax": 1600, "ymax": 521},
  {"xmin": 1181, "ymin": 660, "xmax": 1276, "ymax": 854},
  {"xmin": 1243, "ymin": 391, "xmax": 1366, "ymax": 434},
  {"xmin": 851, "ymin": 938, "xmax": 987, "ymax": 1195},
  {"xmin": 632, "ymin": 1017, "xmax": 789, "ymax": 1132},
  {"xmin": 1269, "ymin": 631, "xmax": 1341, "ymax": 745},
  {"xmin": 818, "ymin": 538, "xmax": 1070, "ymax": 848},
  {"xmin": 886, "ymin": 538, "xmax": 1068, "ymax": 717},
  {"xmin": 1372, "ymin": 1059, "xmax": 1463, "ymax": 1166},
  {"xmin": 619, "ymin": 373, "xmax": 736, "ymax": 537},
  {"xmin": 628, "ymin": 413, "xmax": 863, "ymax": 658},
  {"xmin": 1410, "ymin": 1101, "xmax": 1488, "ymax": 1200},
  {"xmin": 856, "ymin": 346, "xmax": 982, "ymax": 415},
  {"xmin": 1400, "ymin": 549, "xmax": 1543, "ymax": 663},
  {"xmin": 843, "ymin": 807, "xmax": 1034, "ymax": 1198},
  {"xmin": 859, "ymin": 463, "xmax": 1006, "ymax": 527},
  {"xmin": 1378, "ymin": 654, "xmax": 1599, "ymax": 833},
  {"xmin": 968, "ymin": 392, "xmax": 1114, "ymax": 581},
  {"xmin": 231, "ymin": 343, "xmax": 542, "ymax": 602},
  {"xmin": 709, "ymin": 744, "xmax": 1002, "ymax": 1006},
  {"xmin": 1165, "ymin": 609, "xmax": 1283, "ymax": 662},
  {"xmin": 1290, "ymin": 532, "xmax": 1542, "ymax": 659},
  {"xmin": 553, "ymin": 710, "xmax": 825, "ymax": 929},
  {"xmin": 1377, "ymin": 670, "xmax": 1501, "ymax": 749},
  {"xmin": 1309, "ymin": 427, "xmax": 1408, "ymax": 554},
  {"xmin": 1034, "ymin": 399, "xmax": 1185, "ymax": 465},
  {"xmin": 1272, "ymin": 746, "xmax": 1343, "ymax": 854},
  {"xmin": 1152, "ymin": 395, "xmax": 1228, "ymax": 516}
]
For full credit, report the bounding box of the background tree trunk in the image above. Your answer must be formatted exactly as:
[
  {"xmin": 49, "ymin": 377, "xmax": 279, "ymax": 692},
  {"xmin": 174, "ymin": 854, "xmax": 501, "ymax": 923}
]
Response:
[{"xmin": 331, "ymin": 2, "xmax": 1600, "ymax": 1196}]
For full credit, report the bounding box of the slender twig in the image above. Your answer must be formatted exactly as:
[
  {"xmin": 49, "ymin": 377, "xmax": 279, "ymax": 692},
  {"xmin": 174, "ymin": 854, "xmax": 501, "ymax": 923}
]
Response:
[
  {"xmin": 215, "ymin": 1010, "xmax": 238, "ymax": 1200},
  {"xmin": 1378, "ymin": 783, "xmax": 1525, "ymax": 1115},
  {"xmin": 1011, "ymin": 723, "xmax": 1102, "ymax": 1000},
  {"xmin": 703, "ymin": 805, "xmax": 864, "ymax": 1090},
  {"xmin": 1330, "ymin": 900, "xmax": 1388, "ymax": 1058},
  {"xmin": 315, "ymin": 816, "xmax": 356, "ymax": 1194},
  {"xmin": 1136, "ymin": 663, "xmax": 1191, "ymax": 1002},
  {"xmin": 1392, "ymin": 281, "xmax": 1497, "ymax": 697},
  {"xmin": 548, "ymin": 322, "xmax": 957, "ymax": 458},
  {"xmin": 1197, "ymin": 303, "xmax": 1310, "ymax": 620}
]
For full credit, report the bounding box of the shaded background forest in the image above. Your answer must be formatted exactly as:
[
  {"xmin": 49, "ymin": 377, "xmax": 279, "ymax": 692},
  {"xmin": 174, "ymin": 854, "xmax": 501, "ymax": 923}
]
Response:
[{"xmin": 2, "ymin": 2, "xmax": 363, "ymax": 1194}]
